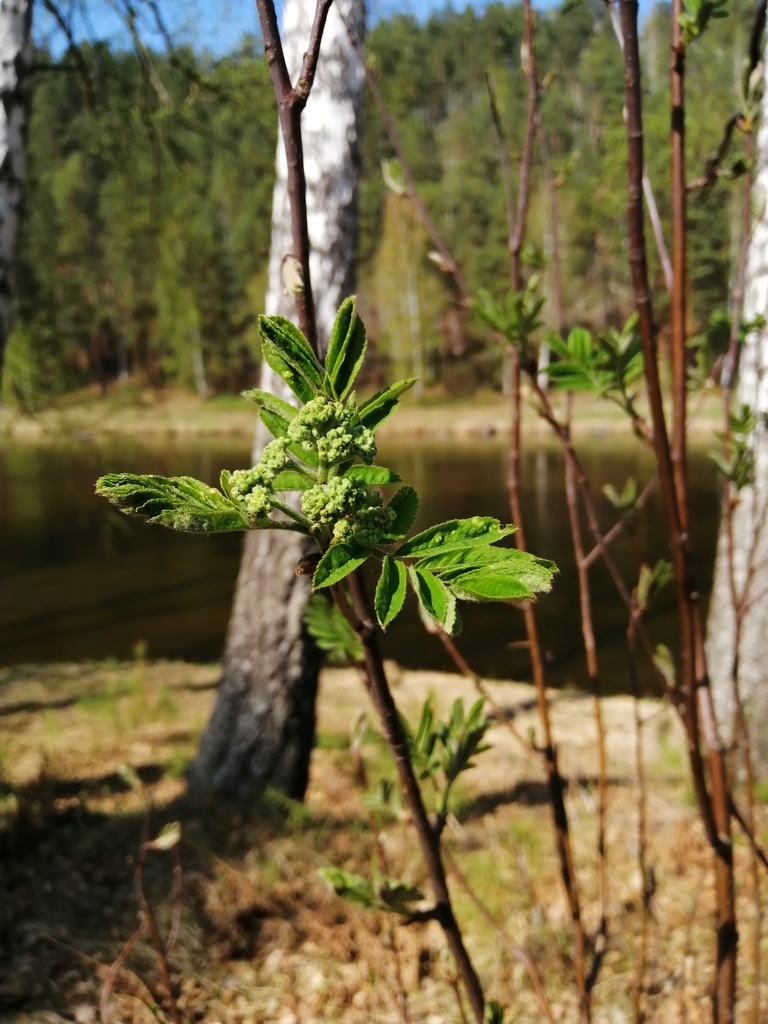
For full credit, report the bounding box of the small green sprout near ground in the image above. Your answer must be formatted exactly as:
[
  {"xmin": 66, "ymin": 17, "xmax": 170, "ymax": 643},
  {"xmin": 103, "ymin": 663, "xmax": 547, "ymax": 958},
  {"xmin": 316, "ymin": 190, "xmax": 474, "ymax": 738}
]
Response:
[{"xmin": 96, "ymin": 298, "xmax": 557, "ymax": 636}]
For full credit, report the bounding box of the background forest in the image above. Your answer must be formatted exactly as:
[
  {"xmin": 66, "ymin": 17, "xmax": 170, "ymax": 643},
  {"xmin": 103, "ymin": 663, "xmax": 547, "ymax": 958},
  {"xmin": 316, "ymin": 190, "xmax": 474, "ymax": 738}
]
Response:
[{"xmin": 5, "ymin": 0, "xmax": 754, "ymax": 407}]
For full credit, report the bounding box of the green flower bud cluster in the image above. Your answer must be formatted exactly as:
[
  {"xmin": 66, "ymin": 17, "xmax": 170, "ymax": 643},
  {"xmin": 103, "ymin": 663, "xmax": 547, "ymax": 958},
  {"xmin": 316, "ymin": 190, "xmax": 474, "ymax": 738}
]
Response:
[
  {"xmin": 287, "ymin": 395, "xmax": 376, "ymax": 466},
  {"xmin": 228, "ymin": 438, "xmax": 293, "ymax": 521},
  {"xmin": 302, "ymin": 476, "xmax": 368, "ymax": 525},
  {"xmin": 302, "ymin": 476, "xmax": 396, "ymax": 546},
  {"xmin": 333, "ymin": 504, "xmax": 395, "ymax": 547}
]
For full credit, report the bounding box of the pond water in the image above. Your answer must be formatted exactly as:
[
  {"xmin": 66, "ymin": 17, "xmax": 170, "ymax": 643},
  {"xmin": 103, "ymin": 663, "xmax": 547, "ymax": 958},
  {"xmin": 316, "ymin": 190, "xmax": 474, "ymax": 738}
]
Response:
[{"xmin": 0, "ymin": 431, "xmax": 721, "ymax": 694}]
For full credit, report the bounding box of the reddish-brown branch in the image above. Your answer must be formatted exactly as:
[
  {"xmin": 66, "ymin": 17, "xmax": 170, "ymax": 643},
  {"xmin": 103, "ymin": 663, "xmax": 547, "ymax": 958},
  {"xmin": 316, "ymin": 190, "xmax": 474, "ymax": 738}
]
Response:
[
  {"xmin": 345, "ymin": 572, "xmax": 486, "ymax": 1022},
  {"xmin": 731, "ymin": 799, "xmax": 768, "ymax": 876},
  {"xmin": 294, "ymin": 0, "xmax": 334, "ymax": 105},
  {"xmin": 582, "ymin": 476, "xmax": 658, "ymax": 569},
  {"xmin": 510, "ymin": 0, "xmax": 538, "ymax": 291},
  {"xmin": 670, "ymin": 0, "xmax": 688, "ymax": 537},
  {"xmin": 605, "ymin": 0, "xmax": 673, "ymax": 293},
  {"xmin": 564, "ymin": 397, "xmax": 608, "ymax": 996},
  {"xmin": 536, "ymin": 116, "xmax": 565, "ymax": 334},
  {"xmin": 509, "ymin": 357, "xmax": 589, "ymax": 1023},
  {"xmin": 688, "ymin": 1, "xmax": 765, "ymax": 193},
  {"xmin": 627, "ymin": 599, "xmax": 651, "ymax": 1023},
  {"xmin": 133, "ymin": 814, "xmax": 180, "ymax": 1024},
  {"xmin": 254, "ymin": 0, "xmax": 334, "ymax": 352},
  {"xmin": 99, "ymin": 922, "xmax": 148, "ymax": 1024},
  {"xmin": 498, "ymin": 5, "xmax": 588, "ymax": 1013},
  {"xmin": 620, "ymin": 7, "xmax": 736, "ymax": 1015},
  {"xmin": 687, "ymin": 114, "xmax": 741, "ymax": 192}
]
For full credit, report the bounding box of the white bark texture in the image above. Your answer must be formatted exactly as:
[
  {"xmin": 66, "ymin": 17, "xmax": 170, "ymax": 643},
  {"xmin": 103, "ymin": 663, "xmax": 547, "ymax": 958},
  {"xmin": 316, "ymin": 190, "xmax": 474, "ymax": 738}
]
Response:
[
  {"xmin": 706, "ymin": 42, "xmax": 768, "ymax": 763},
  {"xmin": 0, "ymin": 0, "xmax": 31, "ymax": 376},
  {"xmin": 191, "ymin": 0, "xmax": 365, "ymax": 799}
]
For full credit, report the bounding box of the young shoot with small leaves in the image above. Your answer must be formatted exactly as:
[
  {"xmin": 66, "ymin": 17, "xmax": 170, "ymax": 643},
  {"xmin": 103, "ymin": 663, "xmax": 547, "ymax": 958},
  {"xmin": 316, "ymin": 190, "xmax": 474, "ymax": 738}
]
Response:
[
  {"xmin": 97, "ymin": 297, "xmax": 558, "ymax": 1024},
  {"xmin": 97, "ymin": 298, "xmax": 557, "ymax": 637}
]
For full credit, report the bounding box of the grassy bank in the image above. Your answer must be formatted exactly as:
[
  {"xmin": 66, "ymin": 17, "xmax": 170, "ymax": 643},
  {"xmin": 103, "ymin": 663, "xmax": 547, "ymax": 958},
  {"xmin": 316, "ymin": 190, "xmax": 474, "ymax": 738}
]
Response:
[
  {"xmin": 1, "ymin": 657, "xmax": 764, "ymax": 1022},
  {"xmin": 1, "ymin": 384, "xmax": 724, "ymax": 444}
]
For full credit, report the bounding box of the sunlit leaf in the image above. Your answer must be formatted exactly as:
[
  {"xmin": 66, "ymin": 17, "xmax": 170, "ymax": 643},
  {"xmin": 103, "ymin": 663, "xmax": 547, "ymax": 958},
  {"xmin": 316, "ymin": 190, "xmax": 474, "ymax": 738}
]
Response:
[
  {"xmin": 259, "ymin": 315, "xmax": 324, "ymax": 404},
  {"xmin": 375, "ymin": 556, "xmax": 407, "ymax": 629},
  {"xmin": 305, "ymin": 595, "xmax": 363, "ymax": 663},
  {"xmin": 313, "ymin": 543, "xmax": 370, "ymax": 589},
  {"xmin": 382, "ymin": 486, "xmax": 419, "ymax": 540},
  {"xmin": 96, "ymin": 474, "xmax": 248, "ymax": 533},
  {"xmin": 398, "ymin": 517, "xmax": 515, "ymax": 557},
  {"xmin": 345, "ymin": 465, "xmax": 401, "ymax": 485},
  {"xmin": 358, "ymin": 378, "xmax": 417, "ymax": 431},
  {"xmin": 241, "ymin": 388, "xmax": 297, "ymax": 421},
  {"xmin": 324, "ymin": 297, "xmax": 368, "ymax": 399},
  {"xmin": 408, "ymin": 565, "xmax": 459, "ymax": 635}
]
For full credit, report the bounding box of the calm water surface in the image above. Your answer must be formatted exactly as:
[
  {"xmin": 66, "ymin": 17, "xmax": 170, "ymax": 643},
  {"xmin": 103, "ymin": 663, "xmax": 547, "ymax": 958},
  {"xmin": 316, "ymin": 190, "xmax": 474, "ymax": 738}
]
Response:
[{"xmin": 0, "ymin": 433, "xmax": 721, "ymax": 693}]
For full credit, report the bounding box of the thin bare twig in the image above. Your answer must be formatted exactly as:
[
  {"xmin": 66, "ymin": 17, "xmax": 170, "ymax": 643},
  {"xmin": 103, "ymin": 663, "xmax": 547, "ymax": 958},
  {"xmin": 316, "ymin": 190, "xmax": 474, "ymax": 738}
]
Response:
[
  {"xmin": 605, "ymin": 0, "xmax": 673, "ymax": 293},
  {"xmin": 134, "ymin": 814, "xmax": 181, "ymax": 1024},
  {"xmin": 582, "ymin": 476, "xmax": 658, "ymax": 569},
  {"xmin": 627, "ymin": 596, "xmax": 653, "ymax": 1024},
  {"xmin": 564, "ymin": 396, "xmax": 608, "ymax": 998},
  {"xmin": 443, "ymin": 847, "xmax": 557, "ymax": 1024},
  {"xmin": 254, "ymin": 0, "xmax": 335, "ymax": 352},
  {"xmin": 99, "ymin": 922, "xmax": 148, "ymax": 1024},
  {"xmin": 40, "ymin": 0, "xmax": 93, "ymax": 104},
  {"xmin": 495, "ymin": 3, "xmax": 590, "ymax": 1015},
  {"xmin": 620, "ymin": 2, "xmax": 736, "ymax": 1016}
]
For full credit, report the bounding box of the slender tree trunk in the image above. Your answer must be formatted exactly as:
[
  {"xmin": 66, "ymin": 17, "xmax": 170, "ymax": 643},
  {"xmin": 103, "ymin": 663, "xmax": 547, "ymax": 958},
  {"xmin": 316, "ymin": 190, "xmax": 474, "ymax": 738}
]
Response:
[
  {"xmin": 0, "ymin": 0, "xmax": 32, "ymax": 382},
  {"xmin": 707, "ymin": 42, "xmax": 768, "ymax": 765},
  {"xmin": 190, "ymin": 0, "xmax": 365, "ymax": 799}
]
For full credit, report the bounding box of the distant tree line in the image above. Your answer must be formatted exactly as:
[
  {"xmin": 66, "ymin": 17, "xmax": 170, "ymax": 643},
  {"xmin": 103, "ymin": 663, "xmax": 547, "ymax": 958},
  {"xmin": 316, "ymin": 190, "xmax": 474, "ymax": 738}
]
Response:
[{"xmin": 3, "ymin": 0, "xmax": 755, "ymax": 407}]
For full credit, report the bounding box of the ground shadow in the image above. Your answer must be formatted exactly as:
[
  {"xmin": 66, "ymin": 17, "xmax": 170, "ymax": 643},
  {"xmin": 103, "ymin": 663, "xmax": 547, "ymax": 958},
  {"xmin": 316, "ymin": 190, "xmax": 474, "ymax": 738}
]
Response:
[{"xmin": 0, "ymin": 773, "xmax": 372, "ymax": 1018}]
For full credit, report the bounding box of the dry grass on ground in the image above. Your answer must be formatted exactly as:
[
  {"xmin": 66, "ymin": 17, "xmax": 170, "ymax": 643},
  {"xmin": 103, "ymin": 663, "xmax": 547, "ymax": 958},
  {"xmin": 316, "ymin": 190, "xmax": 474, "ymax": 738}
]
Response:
[{"xmin": 1, "ymin": 659, "xmax": 765, "ymax": 1023}]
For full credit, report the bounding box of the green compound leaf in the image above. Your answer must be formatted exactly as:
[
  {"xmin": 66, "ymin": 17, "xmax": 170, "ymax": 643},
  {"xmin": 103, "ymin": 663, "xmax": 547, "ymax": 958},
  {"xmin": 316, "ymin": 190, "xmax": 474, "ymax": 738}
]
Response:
[
  {"xmin": 419, "ymin": 546, "xmax": 557, "ymax": 597},
  {"xmin": 358, "ymin": 378, "xmax": 417, "ymax": 431},
  {"xmin": 381, "ymin": 486, "xmax": 419, "ymax": 541},
  {"xmin": 375, "ymin": 556, "xmax": 407, "ymax": 629},
  {"xmin": 441, "ymin": 697, "xmax": 492, "ymax": 784},
  {"xmin": 484, "ymin": 1000, "xmax": 507, "ymax": 1024},
  {"xmin": 259, "ymin": 408, "xmax": 319, "ymax": 468},
  {"xmin": 319, "ymin": 868, "xmax": 424, "ymax": 916},
  {"xmin": 345, "ymin": 465, "xmax": 402, "ymax": 485},
  {"xmin": 324, "ymin": 297, "xmax": 368, "ymax": 399},
  {"xmin": 445, "ymin": 565, "xmax": 541, "ymax": 601},
  {"xmin": 241, "ymin": 388, "xmax": 297, "ymax": 421},
  {"xmin": 408, "ymin": 565, "xmax": 460, "ymax": 635},
  {"xmin": 96, "ymin": 474, "xmax": 248, "ymax": 533},
  {"xmin": 378, "ymin": 880, "xmax": 425, "ymax": 914},
  {"xmin": 304, "ymin": 595, "xmax": 363, "ymax": 663},
  {"xmin": 398, "ymin": 517, "xmax": 516, "ymax": 557},
  {"xmin": 259, "ymin": 315, "xmax": 324, "ymax": 404},
  {"xmin": 319, "ymin": 868, "xmax": 376, "ymax": 910},
  {"xmin": 313, "ymin": 543, "xmax": 370, "ymax": 589}
]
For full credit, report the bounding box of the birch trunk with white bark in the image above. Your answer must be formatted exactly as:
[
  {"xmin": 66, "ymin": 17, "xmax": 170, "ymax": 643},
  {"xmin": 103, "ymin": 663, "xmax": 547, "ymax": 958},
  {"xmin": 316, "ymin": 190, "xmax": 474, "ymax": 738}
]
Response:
[
  {"xmin": 706, "ymin": 43, "xmax": 768, "ymax": 764},
  {"xmin": 0, "ymin": 0, "xmax": 32, "ymax": 381},
  {"xmin": 190, "ymin": 0, "xmax": 365, "ymax": 799}
]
